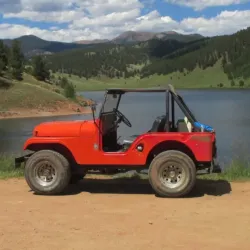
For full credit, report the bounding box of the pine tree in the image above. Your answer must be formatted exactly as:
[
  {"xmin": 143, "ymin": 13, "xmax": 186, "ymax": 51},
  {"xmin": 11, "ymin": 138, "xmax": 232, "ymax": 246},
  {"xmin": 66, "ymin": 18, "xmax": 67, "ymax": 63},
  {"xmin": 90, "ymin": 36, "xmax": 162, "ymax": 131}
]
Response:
[
  {"xmin": 9, "ymin": 40, "xmax": 24, "ymax": 80},
  {"xmin": 32, "ymin": 55, "xmax": 50, "ymax": 81},
  {"xmin": 0, "ymin": 59, "xmax": 4, "ymax": 76},
  {"xmin": 0, "ymin": 40, "xmax": 9, "ymax": 73},
  {"xmin": 64, "ymin": 81, "xmax": 76, "ymax": 98}
]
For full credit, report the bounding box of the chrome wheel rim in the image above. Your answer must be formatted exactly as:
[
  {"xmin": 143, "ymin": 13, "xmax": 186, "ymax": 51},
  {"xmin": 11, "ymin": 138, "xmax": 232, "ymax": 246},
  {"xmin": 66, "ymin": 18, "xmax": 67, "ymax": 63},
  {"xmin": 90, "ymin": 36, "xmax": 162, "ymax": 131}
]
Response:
[
  {"xmin": 35, "ymin": 161, "xmax": 57, "ymax": 187},
  {"xmin": 159, "ymin": 164, "xmax": 186, "ymax": 189}
]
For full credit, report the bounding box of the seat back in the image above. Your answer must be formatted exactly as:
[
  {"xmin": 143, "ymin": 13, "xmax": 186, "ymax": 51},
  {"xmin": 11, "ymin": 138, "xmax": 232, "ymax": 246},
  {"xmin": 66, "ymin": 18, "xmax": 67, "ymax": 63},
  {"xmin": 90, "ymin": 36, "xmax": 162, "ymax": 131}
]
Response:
[
  {"xmin": 150, "ymin": 115, "xmax": 167, "ymax": 132},
  {"xmin": 176, "ymin": 119, "xmax": 189, "ymax": 132}
]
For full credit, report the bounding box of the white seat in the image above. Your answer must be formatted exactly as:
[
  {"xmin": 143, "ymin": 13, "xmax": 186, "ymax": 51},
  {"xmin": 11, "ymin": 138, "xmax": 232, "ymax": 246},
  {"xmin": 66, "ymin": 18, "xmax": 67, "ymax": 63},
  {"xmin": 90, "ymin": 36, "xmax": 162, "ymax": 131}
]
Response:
[{"xmin": 184, "ymin": 116, "xmax": 192, "ymax": 132}]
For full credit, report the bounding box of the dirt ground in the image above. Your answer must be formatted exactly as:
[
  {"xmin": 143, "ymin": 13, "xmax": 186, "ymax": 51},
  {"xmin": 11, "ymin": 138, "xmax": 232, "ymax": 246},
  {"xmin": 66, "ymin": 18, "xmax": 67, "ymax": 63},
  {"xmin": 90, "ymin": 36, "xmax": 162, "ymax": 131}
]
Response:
[{"xmin": 1, "ymin": 176, "xmax": 250, "ymax": 250}]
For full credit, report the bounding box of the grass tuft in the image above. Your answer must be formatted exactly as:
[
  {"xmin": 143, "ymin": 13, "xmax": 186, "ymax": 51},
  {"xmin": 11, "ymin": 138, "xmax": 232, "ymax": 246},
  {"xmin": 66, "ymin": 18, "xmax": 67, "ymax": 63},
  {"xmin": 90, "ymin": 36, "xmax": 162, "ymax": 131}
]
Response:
[
  {"xmin": 0, "ymin": 154, "xmax": 24, "ymax": 179},
  {"xmin": 199, "ymin": 158, "xmax": 250, "ymax": 182}
]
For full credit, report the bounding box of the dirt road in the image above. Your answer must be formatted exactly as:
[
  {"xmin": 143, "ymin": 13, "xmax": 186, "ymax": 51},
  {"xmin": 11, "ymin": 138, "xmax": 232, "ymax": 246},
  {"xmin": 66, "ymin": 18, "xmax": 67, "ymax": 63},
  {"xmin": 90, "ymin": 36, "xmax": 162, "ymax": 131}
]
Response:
[{"xmin": 1, "ymin": 177, "xmax": 250, "ymax": 250}]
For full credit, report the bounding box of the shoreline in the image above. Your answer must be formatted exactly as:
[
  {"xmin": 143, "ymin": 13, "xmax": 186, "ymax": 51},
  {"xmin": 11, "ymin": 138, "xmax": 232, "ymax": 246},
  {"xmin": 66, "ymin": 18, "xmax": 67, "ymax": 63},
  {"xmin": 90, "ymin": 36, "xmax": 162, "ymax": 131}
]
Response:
[
  {"xmin": 0, "ymin": 108, "xmax": 92, "ymax": 120},
  {"xmin": 76, "ymin": 86, "xmax": 250, "ymax": 92}
]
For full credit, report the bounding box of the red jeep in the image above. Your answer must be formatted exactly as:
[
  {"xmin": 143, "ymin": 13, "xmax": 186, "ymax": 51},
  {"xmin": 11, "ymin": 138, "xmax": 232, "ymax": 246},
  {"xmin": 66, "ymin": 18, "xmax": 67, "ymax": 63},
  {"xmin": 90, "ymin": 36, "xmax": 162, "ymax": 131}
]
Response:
[{"xmin": 15, "ymin": 84, "xmax": 221, "ymax": 197}]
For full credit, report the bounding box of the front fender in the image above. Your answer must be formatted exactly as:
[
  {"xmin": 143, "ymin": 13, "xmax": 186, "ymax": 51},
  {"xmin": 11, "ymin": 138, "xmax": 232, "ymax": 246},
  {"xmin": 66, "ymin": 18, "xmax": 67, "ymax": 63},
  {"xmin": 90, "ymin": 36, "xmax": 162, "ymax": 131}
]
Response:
[
  {"xmin": 23, "ymin": 137, "xmax": 69, "ymax": 150},
  {"xmin": 22, "ymin": 136, "xmax": 84, "ymax": 164}
]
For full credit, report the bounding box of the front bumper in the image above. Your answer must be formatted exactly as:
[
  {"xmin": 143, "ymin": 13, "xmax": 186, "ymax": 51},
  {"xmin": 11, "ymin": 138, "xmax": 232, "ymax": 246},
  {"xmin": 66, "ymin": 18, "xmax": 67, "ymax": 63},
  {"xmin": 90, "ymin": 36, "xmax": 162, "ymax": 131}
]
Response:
[{"xmin": 14, "ymin": 153, "xmax": 33, "ymax": 168}]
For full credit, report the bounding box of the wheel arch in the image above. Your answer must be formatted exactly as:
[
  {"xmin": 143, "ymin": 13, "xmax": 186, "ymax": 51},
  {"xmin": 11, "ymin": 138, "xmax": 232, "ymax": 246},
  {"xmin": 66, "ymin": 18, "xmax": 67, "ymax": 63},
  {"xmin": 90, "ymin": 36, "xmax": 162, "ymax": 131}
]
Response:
[
  {"xmin": 146, "ymin": 140, "xmax": 197, "ymax": 166},
  {"xmin": 26, "ymin": 143, "xmax": 77, "ymax": 167}
]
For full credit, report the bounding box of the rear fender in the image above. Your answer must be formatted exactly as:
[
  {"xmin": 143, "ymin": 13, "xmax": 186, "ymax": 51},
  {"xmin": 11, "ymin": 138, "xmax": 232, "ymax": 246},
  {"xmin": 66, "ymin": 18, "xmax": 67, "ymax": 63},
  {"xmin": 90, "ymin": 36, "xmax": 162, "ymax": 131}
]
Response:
[{"xmin": 146, "ymin": 140, "xmax": 196, "ymax": 166}]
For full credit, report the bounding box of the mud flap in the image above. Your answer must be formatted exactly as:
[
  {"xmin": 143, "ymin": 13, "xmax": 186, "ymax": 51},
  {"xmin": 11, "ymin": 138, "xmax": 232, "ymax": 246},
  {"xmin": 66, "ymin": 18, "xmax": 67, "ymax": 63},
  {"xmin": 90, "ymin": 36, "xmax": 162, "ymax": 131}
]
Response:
[
  {"xmin": 210, "ymin": 158, "xmax": 222, "ymax": 173},
  {"xmin": 14, "ymin": 153, "xmax": 33, "ymax": 168}
]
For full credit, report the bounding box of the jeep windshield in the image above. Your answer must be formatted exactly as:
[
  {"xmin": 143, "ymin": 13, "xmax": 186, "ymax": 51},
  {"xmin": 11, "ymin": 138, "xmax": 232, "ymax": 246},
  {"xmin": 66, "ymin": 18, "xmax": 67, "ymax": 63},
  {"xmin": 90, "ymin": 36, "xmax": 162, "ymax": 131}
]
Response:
[{"xmin": 99, "ymin": 92, "xmax": 121, "ymax": 115}]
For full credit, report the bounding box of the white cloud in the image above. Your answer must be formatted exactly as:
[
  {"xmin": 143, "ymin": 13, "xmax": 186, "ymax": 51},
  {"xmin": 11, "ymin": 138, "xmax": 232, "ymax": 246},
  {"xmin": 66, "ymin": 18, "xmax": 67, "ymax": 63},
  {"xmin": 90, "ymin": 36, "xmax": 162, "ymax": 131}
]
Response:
[
  {"xmin": 21, "ymin": 0, "xmax": 70, "ymax": 12},
  {"xmin": 70, "ymin": 9, "xmax": 141, "ymax": 29},
  {"xmin": 1, "ymin": 0, "xmax": 143, "ymax": 16},
  {"xmin": 165, "ymin": 0, "xmax": 249, "ymax": 11},
  {"xmin": 0, "ymin": 23, "xmax": 97, "ymax": 41},
  {"xmin": 4, "ymin": 10, "xmax": 84, "ymax": 23},
  {"xmin": 1, "ymin": 9, "xmax": 250, "ymax": 42},
  {"xmin": 81, "ymin": 0, "xmax": 143, "ymax": 16},
  {"xmin": 2, "ymin": 0, "xmax": 143, "ymax": 24},
  {"xmin": 180, "ymin": 10, "xmax": 250, "ymax": 36},
  {"xmin": 0, "ymin": 0, "xmax": 21, "ymax": 13},
  {"xmin": 0, "ymin": 0, "xmax": 250, "ymax": 42}
]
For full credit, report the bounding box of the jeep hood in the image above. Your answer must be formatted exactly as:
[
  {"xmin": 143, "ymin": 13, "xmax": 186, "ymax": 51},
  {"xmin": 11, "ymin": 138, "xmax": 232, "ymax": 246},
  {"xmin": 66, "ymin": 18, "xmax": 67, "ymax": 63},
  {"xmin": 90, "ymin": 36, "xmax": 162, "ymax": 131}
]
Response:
[{"xmin": 33, "ymin": 120, "xmax": 88, "ymax": 137}]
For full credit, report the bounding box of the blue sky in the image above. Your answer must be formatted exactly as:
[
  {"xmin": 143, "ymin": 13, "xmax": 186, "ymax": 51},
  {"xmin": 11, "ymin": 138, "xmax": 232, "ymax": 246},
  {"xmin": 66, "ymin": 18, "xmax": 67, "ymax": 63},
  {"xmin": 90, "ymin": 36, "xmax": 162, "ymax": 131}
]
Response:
[{"xmin": 0, "ymin": 0, "xmax": 250, "ymax": 42}]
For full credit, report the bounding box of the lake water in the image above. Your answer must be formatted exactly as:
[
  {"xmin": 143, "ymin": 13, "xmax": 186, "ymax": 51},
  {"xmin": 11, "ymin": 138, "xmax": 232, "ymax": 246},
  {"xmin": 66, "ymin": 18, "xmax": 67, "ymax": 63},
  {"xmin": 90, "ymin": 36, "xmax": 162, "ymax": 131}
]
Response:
[{"xmin": 1, "ymin": 89, "xmax": 250, "ymax": 168}]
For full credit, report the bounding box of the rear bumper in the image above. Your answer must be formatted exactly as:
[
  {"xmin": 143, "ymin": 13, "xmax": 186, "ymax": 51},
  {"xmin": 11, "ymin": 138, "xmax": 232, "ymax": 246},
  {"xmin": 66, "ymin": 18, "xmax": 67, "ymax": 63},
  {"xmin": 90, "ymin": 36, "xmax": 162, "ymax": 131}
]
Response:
[
  {"xmin": 14, "ymin": 153, "xmax": 33, "ymax": 168},
  {"xmin": 210, "ymin": 157, "xmax": 222, "ymax": 173},
  {"xmin": 211, "ymin": 138, "xmax": 221, "ymax": 173}
]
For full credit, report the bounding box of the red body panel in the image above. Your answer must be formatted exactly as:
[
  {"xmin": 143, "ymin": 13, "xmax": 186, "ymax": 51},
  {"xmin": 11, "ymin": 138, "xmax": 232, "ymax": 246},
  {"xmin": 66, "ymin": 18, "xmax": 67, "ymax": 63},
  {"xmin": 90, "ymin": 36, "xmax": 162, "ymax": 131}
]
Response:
[
  {"xmin": 24, "ymin": 119, "xmax": 215, "ymax": 166},
  {"xmin": 33, "ymin": 121, "xmax": 85, "ymax": 137}
]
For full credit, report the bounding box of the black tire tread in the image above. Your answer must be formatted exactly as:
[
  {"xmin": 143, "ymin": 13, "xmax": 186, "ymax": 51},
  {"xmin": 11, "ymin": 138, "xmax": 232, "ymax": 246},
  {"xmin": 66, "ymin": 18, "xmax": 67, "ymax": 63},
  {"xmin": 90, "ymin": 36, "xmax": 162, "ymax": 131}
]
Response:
[
  {"xmin": 24, "ymin": 150, "xmax": 71, "ymax": 195},
  {"xmin": 148, "ymin": 150, "xmax": 196, "ymax": 198}
]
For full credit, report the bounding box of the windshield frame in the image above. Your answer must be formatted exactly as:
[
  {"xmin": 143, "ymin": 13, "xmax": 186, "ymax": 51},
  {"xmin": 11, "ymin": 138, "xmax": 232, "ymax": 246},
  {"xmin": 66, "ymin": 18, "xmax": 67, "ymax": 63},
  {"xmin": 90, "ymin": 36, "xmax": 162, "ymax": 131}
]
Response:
[
  {"xmin": 99, "ymin": 91, "xmax": 122, "ymax": 117},
  {"xmin": 98, "ymin": 87, "xmax": 198, "ymax": 127}
]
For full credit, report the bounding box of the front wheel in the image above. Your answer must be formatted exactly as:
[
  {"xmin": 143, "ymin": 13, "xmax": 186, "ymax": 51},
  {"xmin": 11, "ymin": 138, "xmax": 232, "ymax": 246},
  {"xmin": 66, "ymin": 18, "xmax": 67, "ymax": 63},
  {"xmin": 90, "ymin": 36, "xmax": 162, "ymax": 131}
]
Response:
[
  {"xmin": 24, "ymin": 150, "xmax": 71, "ymax": 195},
  {"xmin": 148, "ymin": 150, "xmax": 196, "ymax": 198}
]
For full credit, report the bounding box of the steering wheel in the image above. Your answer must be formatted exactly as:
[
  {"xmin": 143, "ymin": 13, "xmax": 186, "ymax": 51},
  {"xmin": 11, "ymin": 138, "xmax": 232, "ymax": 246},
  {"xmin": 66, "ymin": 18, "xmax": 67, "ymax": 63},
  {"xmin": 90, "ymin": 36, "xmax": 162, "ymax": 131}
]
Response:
[{"xmin": 113, "ymin": 108, "xmax": 132, "ymax": 127}]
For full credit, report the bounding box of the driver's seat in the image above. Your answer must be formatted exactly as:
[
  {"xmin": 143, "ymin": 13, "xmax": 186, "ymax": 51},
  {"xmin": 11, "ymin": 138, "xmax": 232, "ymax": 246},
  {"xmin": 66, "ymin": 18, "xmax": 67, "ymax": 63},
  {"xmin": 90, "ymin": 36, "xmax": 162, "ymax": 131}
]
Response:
[{"xmin": 122, "ymin": 115, "xmax": 167, "ymax": 146}]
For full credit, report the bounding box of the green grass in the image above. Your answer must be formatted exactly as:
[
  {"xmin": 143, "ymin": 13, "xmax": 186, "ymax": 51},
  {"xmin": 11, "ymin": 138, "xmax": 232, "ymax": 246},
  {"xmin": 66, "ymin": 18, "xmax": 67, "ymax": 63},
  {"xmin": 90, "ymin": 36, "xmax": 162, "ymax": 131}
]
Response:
[
  {"xmin": 1, "ymin": 154, "xmax": 250, "ymax": 182},
  {"xmin": 54, "ymin": 61, "xmax": 250, "ymax": 91},
  {"xmin": 0, "ymin": 154, "xmax": 24, "ymax": 179},
  {"xmin": 0, "ymin": 73, "xmax": 87, "ymax": 112},
  {"xmin": 199, "ymin": 159, "xmax": 250, "ymax": 182}
]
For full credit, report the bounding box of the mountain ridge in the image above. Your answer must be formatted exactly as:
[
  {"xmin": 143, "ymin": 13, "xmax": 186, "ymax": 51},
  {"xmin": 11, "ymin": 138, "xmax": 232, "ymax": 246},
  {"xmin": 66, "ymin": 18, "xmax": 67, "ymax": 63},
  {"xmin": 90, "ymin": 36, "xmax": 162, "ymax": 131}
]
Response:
[
  {"xmin": 2, "ymin": 35, "xmax": 93, "ymax": 56},
  {"xmin": 1, "ymin": 31, "xmax": 204, "ymax": 56},
  {"xmin": 76, "ymin": 30, "xmax": 204, "ymax": 44}
]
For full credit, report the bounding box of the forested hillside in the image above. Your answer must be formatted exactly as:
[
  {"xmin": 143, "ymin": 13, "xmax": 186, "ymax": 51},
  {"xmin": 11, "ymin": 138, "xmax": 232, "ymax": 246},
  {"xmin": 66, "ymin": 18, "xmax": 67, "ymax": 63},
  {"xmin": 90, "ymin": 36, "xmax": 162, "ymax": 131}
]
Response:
[
  {"xmin": 1, "ymin": 27, "xmax": 250, "ymax": 91},
  {"xmin": 0, "ymin": 39, "xmax": 91, "ymax": 119},
  {"xmin": 47, "ymin": 38, "xmax": 207, "ymax": 79},
  {"xmin": 142, "ymin": 28, "xmax": 250, "ymax": 81},
  {"xmin": 45, "ymin": 27, "xmax": 250, "ymax": 84}
]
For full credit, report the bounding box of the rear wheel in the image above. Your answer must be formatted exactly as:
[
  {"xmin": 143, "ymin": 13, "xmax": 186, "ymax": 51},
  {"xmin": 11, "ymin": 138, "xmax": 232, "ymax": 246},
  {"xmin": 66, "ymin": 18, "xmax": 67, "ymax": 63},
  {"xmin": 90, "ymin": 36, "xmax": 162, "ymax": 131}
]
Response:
[
  {"xmin": 24, "ymin": 150, "xmax": 71, "ymax": 195},
  {"xmin": 148, "ymin": 150, "xmax": 196, "ymax": 198}
]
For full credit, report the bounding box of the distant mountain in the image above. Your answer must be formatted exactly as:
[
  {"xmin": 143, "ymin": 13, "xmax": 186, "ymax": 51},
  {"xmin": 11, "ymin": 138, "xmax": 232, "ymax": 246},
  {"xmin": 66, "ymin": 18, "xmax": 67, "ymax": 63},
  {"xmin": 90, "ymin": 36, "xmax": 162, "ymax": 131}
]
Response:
[
  {"xmin": 1, "ymin": 31, "xmax": 204, "ymax": 57},
  {"xmin": 76, "ymin": 39, "xmax": 109, "ymax": 45},
  {"xmin": 154, "ymin": 32, "xmax": 204, "ymax": 42},
  {"xmin": 112, "ymin": 31, "xmax": 157, "ymax": 43},
  {"xmin": 111, "ymin": 31, "xmax": 204, "ymax": 44},
  {"xmin": 2, "ymin": 35, "xmax": 92, "ymax": 56},
  {"xmin": 74, "ymin": 31, "xmax": 204, "ymax": 45}
]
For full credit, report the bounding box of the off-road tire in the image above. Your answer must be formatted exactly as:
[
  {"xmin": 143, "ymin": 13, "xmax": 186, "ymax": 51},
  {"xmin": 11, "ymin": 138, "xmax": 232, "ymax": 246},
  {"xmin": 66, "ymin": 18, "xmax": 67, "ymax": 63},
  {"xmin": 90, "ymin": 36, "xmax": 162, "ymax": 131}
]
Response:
[
  {"xmin": 148, "ymin": 150, "xmax": 196, "ymax": 198},
  {"xmin": 54, "ymin": 151, "xmax": 83, "ymax": 184},
  {"xmin": 24, "ymin": 150, "xmax": 71, "ymax": 195},
  {"xmin": 54, "ymin": 154, "xmax": 86, "ymax": 184}
]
